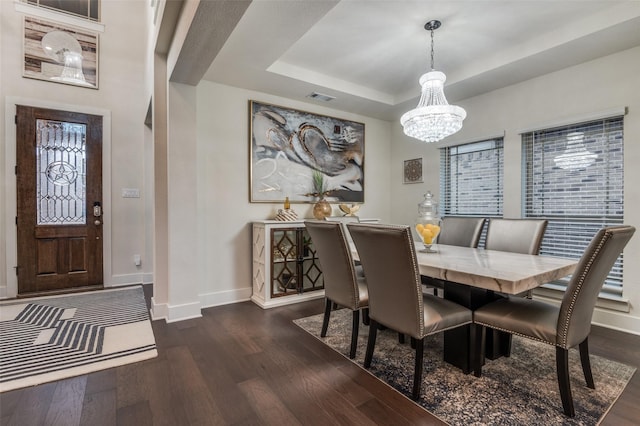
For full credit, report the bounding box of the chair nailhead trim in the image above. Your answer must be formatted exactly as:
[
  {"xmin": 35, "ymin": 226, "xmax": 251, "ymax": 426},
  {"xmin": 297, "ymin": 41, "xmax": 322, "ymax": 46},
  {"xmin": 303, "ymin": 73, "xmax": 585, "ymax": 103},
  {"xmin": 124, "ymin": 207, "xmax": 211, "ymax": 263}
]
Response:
[
  {"xmin": 558, "ymin": 230, "xmax": 611, "ymax": 347},
  {"xmin": 474, "ymin": 320, "xmax": 560, "ymax": 348}
]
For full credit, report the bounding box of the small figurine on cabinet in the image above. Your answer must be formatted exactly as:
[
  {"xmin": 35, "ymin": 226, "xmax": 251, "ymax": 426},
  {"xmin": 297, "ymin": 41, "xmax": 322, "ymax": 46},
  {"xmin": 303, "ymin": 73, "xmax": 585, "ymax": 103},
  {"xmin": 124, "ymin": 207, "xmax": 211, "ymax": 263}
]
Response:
[
  {"xmin": 339, "ymin": 203, "xmax": 360, "ymax": 217},
  {"xmin": 274, "ymin": 196, "xmax": 298, "ymax": 221}
]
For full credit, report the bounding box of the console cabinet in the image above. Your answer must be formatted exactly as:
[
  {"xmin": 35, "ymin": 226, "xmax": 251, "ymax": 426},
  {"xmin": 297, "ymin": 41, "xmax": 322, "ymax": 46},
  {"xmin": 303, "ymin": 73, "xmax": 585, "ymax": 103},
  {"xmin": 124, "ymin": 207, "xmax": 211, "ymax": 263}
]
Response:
[{"xmin": 252, "ymin": 221, "xmax": 325, "ymax": 308}]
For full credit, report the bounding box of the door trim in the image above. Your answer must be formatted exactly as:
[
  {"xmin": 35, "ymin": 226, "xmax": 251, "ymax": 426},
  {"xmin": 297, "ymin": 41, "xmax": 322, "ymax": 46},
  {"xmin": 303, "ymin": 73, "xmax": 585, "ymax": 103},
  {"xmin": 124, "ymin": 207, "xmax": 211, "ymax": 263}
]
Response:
[{"xmin": 3, "ymin": 97, "xmax": 112, "ymax": 298}]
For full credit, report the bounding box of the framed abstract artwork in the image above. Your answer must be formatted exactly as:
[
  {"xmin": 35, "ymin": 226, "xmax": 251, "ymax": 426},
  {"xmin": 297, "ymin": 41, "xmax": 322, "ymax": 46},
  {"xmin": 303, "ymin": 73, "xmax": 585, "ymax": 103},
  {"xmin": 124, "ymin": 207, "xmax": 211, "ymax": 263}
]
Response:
[
  {"xmin": 23, "ymin": 17, "xmax": 99, "ymax": 89},
  {"xmin": 403, "ymin": 158, "xmax": 423, "ymax": 184},
  {"xmin": 249, "ymin": 100, "xmax": 365, "ymax": 203}
]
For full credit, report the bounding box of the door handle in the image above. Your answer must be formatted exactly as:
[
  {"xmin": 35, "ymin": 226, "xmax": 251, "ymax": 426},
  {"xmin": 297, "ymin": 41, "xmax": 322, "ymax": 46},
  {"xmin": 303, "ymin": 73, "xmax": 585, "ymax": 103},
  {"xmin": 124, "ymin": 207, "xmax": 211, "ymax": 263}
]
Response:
[{"xmin": 93, "ymin": 201, "xmax": 102, "ymax": 226}]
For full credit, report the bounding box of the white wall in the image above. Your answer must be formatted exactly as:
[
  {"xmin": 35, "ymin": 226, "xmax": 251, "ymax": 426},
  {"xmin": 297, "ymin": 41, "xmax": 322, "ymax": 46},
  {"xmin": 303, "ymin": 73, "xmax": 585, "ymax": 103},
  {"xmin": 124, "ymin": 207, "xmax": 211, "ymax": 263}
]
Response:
[
  {"xmin": 195, "ymin": 81, "xmax": 392, "ymax": 309},
  {"xmin": 165, "ymin": 81, "xmax": 200, "ymax": 320},
  {"xmin": 391, "ymin": 46, "xmax": 640, "ymax": 334},
  {"xmin": 1, "ymin": 1, "xmax": 150, "ymax": 296}
]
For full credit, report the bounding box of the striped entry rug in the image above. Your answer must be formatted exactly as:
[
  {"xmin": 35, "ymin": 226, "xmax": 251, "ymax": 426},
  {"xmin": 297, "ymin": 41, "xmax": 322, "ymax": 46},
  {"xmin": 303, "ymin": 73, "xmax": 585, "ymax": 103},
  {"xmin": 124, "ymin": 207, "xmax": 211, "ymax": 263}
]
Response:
[{"xmin": 0, "ymin": 286, "xmax": 157, "ymax": 392}]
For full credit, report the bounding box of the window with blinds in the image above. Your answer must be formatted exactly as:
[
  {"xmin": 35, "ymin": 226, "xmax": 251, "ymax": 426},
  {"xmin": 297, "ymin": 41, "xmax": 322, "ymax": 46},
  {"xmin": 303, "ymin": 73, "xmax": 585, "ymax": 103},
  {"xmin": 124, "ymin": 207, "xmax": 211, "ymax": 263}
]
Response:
[
  {"xmin": 440, "ymin": 139, "xmax": 504, "ymax": 217},
  {"xmin": 24, "ymin": 0, "xmax": 99, "ymax": 21},
  {"xmin": 522, "ymin": 116, "xmax": 624, "ymax": 299}
]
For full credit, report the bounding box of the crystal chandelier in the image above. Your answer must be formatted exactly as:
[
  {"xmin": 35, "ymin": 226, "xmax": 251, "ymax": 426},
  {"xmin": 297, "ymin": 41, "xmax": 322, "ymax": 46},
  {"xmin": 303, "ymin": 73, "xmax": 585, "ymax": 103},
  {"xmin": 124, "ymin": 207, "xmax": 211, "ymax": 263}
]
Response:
[
  {"xmin": 554, "ymin": 131, "xmax": 598, "ymax": 170},
  {"xmin": 401, "ymin": 20, "xmax": 466, "ymax": 143}
]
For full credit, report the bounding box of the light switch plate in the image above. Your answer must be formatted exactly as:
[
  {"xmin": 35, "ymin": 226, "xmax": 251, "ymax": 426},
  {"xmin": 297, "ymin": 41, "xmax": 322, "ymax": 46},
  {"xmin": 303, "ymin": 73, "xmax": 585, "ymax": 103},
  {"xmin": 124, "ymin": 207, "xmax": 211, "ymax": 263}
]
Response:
[{"xmin": 122, "ymin": 188, "xmax": 140, "ymax": 198}]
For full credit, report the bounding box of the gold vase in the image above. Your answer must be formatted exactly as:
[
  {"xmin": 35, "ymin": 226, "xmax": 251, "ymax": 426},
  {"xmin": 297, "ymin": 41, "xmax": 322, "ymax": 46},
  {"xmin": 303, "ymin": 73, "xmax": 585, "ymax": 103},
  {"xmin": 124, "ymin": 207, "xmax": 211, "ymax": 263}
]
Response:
[{"xmin": 313, "ymin": 199, "xmax": 332, "ymax": 219}]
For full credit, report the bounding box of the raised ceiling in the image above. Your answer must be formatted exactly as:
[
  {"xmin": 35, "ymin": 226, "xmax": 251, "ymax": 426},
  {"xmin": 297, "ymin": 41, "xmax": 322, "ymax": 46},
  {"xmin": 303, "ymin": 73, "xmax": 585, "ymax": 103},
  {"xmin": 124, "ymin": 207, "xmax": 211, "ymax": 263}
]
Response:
[{"xmin": 197, "ymin": 1, "xmax": 640, "ymax": 121}]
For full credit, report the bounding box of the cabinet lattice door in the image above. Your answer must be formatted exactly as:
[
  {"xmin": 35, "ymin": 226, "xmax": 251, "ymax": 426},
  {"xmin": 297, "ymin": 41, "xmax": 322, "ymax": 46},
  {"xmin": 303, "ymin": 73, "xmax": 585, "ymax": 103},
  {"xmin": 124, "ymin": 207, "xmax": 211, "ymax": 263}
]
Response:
[{"xmin": 251, "ymin": 221, "xmax": 325, "ymax": 308}]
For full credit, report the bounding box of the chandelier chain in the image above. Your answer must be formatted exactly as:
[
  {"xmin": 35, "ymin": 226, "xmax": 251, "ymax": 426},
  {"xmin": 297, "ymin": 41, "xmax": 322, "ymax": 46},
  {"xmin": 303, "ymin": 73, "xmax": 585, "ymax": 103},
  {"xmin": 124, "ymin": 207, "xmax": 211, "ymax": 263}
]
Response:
[{"xmin": 430, "ymin": 28, "xmax": 435, "ymax": 70}]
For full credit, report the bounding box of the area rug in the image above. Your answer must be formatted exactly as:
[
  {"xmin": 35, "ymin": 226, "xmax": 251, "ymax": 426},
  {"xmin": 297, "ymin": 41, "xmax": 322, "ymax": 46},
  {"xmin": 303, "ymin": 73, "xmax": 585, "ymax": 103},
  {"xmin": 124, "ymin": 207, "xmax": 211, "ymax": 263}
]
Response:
[
  {"xmin": 0, "ymin": 286, "xmax": 157, "ymax": 392},
  {"xmin": 294, "ymin": 309, "xmax": 635, "ymax": 425}
]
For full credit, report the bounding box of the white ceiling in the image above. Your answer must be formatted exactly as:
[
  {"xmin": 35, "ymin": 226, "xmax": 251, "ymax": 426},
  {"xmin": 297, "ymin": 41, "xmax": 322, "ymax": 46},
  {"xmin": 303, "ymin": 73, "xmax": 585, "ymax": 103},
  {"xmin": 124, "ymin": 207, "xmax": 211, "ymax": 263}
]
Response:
[{"xmin": 200, "ymin": 0, "xmax": 640, "ymax": 121}]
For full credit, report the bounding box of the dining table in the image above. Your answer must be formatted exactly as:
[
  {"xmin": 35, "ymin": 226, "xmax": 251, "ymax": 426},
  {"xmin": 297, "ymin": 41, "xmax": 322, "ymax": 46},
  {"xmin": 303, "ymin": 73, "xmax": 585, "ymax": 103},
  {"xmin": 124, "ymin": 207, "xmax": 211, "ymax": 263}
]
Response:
[{"xmin": 352, "ymin": 242, "xmax": 578, "ymax": 373}]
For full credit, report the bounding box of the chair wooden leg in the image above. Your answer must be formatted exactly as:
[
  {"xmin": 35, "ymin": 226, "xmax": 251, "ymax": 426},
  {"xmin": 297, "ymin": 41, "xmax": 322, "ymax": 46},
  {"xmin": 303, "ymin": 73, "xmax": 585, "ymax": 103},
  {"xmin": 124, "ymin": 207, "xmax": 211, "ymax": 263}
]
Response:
[
  {"xmin": 410, "ymin": 337, "xmax": 416, "ymax": 350},
  {"xmin": 321, "ymin": 298, "xmax": 332, "ymax": 338},
  {"xmin": 350, "ymin": 310, "xmax": 360, "ymax": 359},
  {"xmin": 412, "ymin": 337, "xmax": 425, "ymax": 401},
  {"xmin": 556, "ymin": 346, "xmax": 575, "ymax": 417},
  {"xmin": 362, "ymin": 308, "xmax": 370, "ymax": 326},
  {"xmin": 579, "ymin": 338, "xmax": 595, "ymax": 389},
  {"xmin": 364, "ymin": 320, "xmax": 378, "ymax": 368},
  {"xmin": 398, "ymin": 333, "xmax": 405, "ymax": 344},
  {"xmin": 473, "ymin": 324, "xmax": 486, "ymax": 377}
]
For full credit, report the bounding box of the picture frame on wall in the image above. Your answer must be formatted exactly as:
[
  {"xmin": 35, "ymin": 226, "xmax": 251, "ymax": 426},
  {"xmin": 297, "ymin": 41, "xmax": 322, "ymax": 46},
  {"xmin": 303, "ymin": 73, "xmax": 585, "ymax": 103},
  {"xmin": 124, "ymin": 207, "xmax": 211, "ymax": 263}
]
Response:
[
  {"xmin": 403, "ymin": 158, "xmax": 423, "ymax": 184},
  {"xmin": 23, "ymin": 16, "xmax": 99, "ymax": 89},
  {"xmin": 249, "ymin": 100, "xmax": 365, "ymax": 203}
]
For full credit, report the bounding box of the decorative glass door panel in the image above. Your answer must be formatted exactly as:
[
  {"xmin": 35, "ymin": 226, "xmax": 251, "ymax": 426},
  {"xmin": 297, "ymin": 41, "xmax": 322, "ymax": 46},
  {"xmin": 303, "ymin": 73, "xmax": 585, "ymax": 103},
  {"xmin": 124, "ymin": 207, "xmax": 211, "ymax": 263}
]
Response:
[
  {"xmin": 270, "ymin": 228, "xmax": 323, "ymax": 298},
  {"xmin": 36, "ymin": 119, "xmax": 87, "ymax": 225},
  {"xmin": 300, "ymin": 229, "xmax": 323, "ymax": 292},
  {"xmin": 272, "ymin": 229, "xmax": 298, "ymax": 296}
]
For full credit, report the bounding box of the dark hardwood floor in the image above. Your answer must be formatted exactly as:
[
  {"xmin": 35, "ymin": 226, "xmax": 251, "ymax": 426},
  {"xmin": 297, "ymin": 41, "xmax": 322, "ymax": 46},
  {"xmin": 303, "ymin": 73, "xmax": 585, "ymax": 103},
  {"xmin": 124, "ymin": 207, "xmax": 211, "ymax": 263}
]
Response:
[{"xmin": 1, "ymin": 285, "xmax": 639, "ymax": 425}]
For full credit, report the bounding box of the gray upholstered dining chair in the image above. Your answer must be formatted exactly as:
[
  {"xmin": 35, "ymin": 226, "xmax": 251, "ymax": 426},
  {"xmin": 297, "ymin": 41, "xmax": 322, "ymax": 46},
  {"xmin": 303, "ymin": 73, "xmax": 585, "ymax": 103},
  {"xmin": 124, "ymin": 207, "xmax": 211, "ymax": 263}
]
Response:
[
  {"xmin": 485, "ymin": 218, "xmax": 548, "ymax": 300},
  {"xmin": 347, "ymin": 222, "xmax": 473, "ymax": 401},
  {"xmin": 438, "ymin": 216, "xmax": 486, "ymax": 247},
  {"xmin": 422, "ymin": 216, "xmax": 486, "ymax": 296},
  {"xmin": 485, "ymin": 218, "xmax": 548, "ymax": 256},
  {"xmin": 483, "ymin": 218, "xmax": 548, "ymax": 357},
  {"xmin": 325, "ymin": 215, "xmax": 360, "ymax": 247},
  {"xmin": 324, "ymin": 215, "xmax": 365, "ymax": 279},
  {"xmin": 304, "ymin": 221, "xmax": 368, "ymax": 359},
  {"xmin": 473, "ymin": 225, "xmax": 635, "ymax": 417}
]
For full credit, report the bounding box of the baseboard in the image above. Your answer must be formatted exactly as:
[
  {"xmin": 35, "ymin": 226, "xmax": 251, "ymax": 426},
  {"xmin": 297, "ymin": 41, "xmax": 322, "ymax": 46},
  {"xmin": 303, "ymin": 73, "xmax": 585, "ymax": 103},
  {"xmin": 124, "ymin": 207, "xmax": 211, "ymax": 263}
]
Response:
[
  {"xmin": 199, "ymin": 287, "xmax": 252, "ymax": 309},
  {"xmin": 150, "ymin": 296, "xmax": 202, "ymax": 323},
  {"xmin": 0, "ymin": 275, "xmax": 144, "ymax": 299},
  {"xmin": 148, "ymin": 288, "xmax": 250, "ymax": 323},
  {"xmin": 150, "ymin": 296, "xmax": 168, "ymax": 321},
  {"xmin": 109, "ymin": 273, "xmax": 144, "ymax": 287},
  {"xmin": 592, "ymin": 308, "xmax": 640, "ymax": 336},
  {"xmin": 166, "ymin": 300, "xmax": 202, "ymax": 323},
  {"xmin": 109, "ymin": 272, "xmax": 152, "ymax": 286}
]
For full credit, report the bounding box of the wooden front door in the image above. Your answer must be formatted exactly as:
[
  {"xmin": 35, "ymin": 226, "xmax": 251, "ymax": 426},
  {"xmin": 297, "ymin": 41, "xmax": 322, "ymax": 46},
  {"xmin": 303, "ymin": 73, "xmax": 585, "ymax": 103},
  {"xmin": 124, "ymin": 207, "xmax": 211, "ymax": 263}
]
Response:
[{"xmin": 16, "ymin": 106, "xmax": 103, "ymax": 295}]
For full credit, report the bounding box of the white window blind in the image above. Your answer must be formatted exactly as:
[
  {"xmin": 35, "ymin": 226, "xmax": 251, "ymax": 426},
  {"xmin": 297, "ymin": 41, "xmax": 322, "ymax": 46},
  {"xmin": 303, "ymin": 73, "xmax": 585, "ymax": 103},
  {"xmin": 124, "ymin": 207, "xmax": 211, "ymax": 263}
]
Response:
[
  {"xmin": 522, "ymin": 117, "xmax": 625, "ymax": 298},
  {"xmin": 440, "ymin": 139, "xmax": 504, "ymax": 217}
]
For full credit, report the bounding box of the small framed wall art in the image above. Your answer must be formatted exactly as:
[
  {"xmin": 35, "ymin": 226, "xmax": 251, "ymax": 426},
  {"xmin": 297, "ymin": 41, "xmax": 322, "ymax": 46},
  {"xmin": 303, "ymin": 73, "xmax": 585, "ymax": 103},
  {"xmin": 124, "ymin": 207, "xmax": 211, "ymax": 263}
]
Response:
[
  {"xmin": 23, "ymin": 17, "xmax": 99, "ymax": 89},
  {"xmin": 403, "ymin": 158, "xmax": 423, "ymax": 184}
]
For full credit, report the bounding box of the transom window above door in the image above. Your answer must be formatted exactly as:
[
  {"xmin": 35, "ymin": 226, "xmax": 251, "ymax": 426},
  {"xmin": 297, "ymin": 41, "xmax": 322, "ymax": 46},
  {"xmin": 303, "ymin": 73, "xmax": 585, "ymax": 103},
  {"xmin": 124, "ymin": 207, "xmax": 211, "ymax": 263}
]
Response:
[{"xmin": 23, "ymin": 0, "xmax": 99, "ymax": 21}]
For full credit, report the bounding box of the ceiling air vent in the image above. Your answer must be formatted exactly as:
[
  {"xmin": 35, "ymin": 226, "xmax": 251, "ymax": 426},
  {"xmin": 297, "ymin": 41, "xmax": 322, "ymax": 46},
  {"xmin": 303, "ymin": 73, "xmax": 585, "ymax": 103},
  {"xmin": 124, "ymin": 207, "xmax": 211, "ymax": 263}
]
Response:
[{"xmin": 307, "ymin": 92, "xmax": 336, "ymax": 102}]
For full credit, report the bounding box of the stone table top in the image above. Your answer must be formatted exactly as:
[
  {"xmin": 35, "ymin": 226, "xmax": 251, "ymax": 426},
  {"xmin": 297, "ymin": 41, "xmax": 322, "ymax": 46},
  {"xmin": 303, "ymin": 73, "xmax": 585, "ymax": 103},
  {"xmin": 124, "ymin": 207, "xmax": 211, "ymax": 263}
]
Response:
[{"xmin": 353, "ymin": 243, "xmax": 578, "ymax": 295}]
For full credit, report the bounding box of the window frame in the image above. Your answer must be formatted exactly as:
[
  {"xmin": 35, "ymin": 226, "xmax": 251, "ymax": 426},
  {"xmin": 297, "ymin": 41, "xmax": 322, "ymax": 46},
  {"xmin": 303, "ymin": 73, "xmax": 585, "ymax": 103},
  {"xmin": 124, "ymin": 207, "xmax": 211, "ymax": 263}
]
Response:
[
  {"xmin": 439, "ymin": 138, "xmax": 504, "ymax": 217},
  {"xmin": 521, "ymin": 116, "xmax": 625, "ymax": 300},
  {"xmin": 439, "ymin": 138, "xmax": 504, "ymax": 245}
]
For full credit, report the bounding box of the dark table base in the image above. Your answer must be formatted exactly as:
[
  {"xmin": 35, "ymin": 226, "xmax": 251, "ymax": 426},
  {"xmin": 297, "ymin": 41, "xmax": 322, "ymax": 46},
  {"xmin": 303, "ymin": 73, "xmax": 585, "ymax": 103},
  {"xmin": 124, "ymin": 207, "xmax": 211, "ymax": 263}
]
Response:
[{"xmin": 442, "ymin": 281, "xmax": 511, "ymax": 373}]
